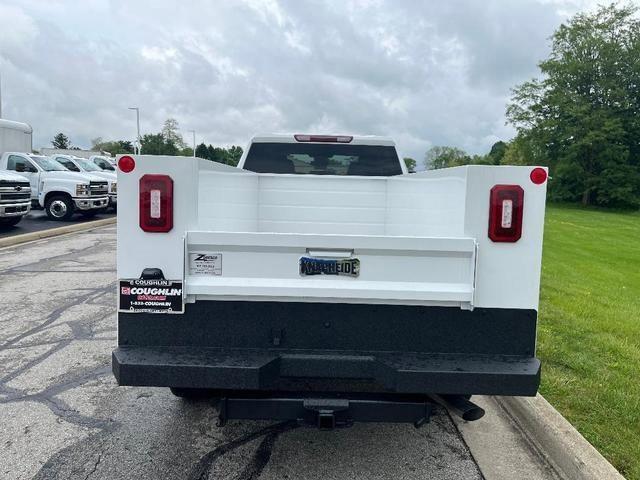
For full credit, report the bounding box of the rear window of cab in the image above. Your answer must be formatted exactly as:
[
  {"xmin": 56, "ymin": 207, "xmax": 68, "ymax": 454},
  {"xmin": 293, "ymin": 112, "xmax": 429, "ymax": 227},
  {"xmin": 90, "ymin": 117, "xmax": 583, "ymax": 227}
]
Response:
[{"xmin": 243, "ymin": 143, "xmax": 403, "ymax": 176}]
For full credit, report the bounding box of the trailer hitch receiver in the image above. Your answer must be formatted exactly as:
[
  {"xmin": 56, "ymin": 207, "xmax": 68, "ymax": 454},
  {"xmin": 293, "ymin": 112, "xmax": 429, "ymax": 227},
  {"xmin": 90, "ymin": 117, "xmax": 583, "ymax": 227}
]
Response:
[
  {"xmin": 215, "ymin": 395, "xmax": 435, "ymax": 429},
  {"xmin": 303, "ymin": 399, "xmax": 350, "ymax": 429},
  {"xmin": 317, "ymin": 411, "xmax": 337, "ymax": 430}
]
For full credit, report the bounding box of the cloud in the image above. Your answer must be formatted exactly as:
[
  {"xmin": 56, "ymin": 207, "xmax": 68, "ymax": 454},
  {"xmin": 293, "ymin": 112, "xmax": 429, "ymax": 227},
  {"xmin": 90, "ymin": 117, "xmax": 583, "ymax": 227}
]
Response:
[
  {"xmin": 0, "ymin": 5, "xmax": 38, "ymax": 51},
  {"xmin": 0, "ymin": 0, "xmax": 629, "ymax": 159},
  {"xmin": 140, "ymin": 46, "xmax": 178, "ymax": 63}
]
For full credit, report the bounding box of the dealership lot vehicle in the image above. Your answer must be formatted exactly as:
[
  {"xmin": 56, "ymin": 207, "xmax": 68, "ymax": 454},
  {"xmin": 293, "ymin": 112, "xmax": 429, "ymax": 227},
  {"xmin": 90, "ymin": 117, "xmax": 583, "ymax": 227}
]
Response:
[
  {"xmin": 52, "ymin": 154, "xmax": 117, "ymax": 210},
  {"xmin": 0, "ymin": 152, "xmax": 109, "ymax": 220},
  {"xmin": 0, "ymin": 119, "xmax": 32, "ymax": 154},
  {"xmin": 88, "ymin": 155, "xmax": 116, "ymax": 170},
  {"xmin": 0, "ymin": 170, "xmax": 31, "ymax": 227},
  {"xmin": 113, "ymin": 134, "xmax": 549, "ymax": 427},
  {"xmin": 0, "ymin": 120, "xmax": 33, "ymax": 227}
]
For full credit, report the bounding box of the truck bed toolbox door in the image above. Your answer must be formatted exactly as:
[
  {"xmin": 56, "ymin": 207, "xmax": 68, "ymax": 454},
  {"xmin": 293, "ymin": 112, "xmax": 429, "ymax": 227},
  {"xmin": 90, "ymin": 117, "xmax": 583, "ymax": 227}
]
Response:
[{"xmin": 185, "ymin": 231, "xmax": 477, "ymax": 309}]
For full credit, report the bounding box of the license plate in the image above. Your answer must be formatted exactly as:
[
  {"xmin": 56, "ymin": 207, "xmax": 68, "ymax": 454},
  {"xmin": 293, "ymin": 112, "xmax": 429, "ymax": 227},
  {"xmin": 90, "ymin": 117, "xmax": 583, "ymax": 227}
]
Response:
[{"xmin": 299, "ymin": 257, "xmax": 360, "ymax": 277}]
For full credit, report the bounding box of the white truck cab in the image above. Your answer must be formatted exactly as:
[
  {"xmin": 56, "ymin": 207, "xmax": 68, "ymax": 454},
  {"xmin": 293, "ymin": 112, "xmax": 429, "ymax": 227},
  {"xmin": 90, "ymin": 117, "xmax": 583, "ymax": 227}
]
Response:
[
  {"xmin": 0, "ymin": 170, "xmax": 31, "ymax": 227},
  {"xmin": 114, "ymin": 134, "xmax": 548, "ymax": 427},
  {"xmin": 52, "ymin": 154, "xmax": 117, "ymax": 209},
  {"xmin": 0, "ymin": 152, "xmax": 109, "ymax": 220}
]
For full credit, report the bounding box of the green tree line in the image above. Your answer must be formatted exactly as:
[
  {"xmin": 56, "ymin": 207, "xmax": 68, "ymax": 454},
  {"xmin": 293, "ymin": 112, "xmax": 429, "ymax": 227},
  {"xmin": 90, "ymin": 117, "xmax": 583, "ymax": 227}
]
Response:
[
  {"xmin": 424, "ymin": 141, "xmax": 507, "ymax": 170},
  {"xmin": 195, "ymin": 143, "xmax": 243, "ymax": 166},
  {"xmin": 426, "ymin": 3, "xmax": 640, "ymax": 209},
  {"xmin": 86, "ymin": 118, "xmax": 243, "ymax": 166}
]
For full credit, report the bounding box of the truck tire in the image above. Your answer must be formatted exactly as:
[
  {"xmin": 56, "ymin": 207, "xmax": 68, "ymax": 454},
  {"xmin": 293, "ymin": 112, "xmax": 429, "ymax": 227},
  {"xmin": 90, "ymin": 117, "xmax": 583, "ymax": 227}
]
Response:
[
  {"xmin": 0, "ymin": 217, "xmax": 22, "ymax": 227},
  {"xmin": 169, "ymin": 387, "xmax": 218, "ymax": 399},
  {"xmin": 45, "ymin": 195, "xmax": 74, "ymax": 221}
]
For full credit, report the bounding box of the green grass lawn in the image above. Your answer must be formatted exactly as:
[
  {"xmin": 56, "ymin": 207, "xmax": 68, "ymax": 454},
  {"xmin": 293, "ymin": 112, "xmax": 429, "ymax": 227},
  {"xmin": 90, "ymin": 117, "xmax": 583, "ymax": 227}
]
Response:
[{"xmin": 538, "ymin": 204, "xmax": 640, "ymax": 479}]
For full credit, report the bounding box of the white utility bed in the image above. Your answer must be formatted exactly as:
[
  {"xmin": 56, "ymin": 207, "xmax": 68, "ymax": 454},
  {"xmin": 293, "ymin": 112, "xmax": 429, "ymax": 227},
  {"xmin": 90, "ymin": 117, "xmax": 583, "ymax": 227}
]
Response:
[{"xmin": 117, "ymin": 156, "xmax": 546, "ymax": 311}]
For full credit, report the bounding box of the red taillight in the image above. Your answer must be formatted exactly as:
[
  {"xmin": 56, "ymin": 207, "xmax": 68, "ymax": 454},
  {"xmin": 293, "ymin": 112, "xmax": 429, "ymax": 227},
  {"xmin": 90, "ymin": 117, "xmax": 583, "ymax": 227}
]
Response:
[
  {"xmin": 530, "ymin": 167, "xmax": 547, "ymax": 185},
  {"xmin": 488, "ymin": 185, "xmax": 524, "ymax": 242},
  {"xmin": 118, "ymin": 155, "xmax": 135, "ymax": 173},
  {"xmin": 139, "ymin": 174, "xmax": 173, "ymax": 233},
  {"xmin": 294, "ymin": 134, "xmax": 353, "ymax": 143}
]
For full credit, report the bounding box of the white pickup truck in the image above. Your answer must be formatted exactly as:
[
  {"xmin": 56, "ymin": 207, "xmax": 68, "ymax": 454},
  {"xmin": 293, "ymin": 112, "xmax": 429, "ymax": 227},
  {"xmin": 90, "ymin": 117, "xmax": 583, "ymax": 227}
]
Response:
[
  {"xmin": 0, "ymin": 152, "xmax": 109, "ymax": 220},
  {"xmin": 52, "ymin": 154, "xmax": 117, "ymax": 210},
  {"xmin": 0, "ymin": 170, "xmax": 31, "ymax": 227},
  {"xmin": 88, "ymin": 155, "xmax": 116, "ymax": 170},
  {"xmin": 113, "ymin": 134, "xmax": 548, "ymax": 427}
]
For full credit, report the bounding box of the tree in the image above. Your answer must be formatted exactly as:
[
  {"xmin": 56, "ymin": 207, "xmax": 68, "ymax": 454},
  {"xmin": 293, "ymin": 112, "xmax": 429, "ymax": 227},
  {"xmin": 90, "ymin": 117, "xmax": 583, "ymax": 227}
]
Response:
[
  {"xmin": 140, "ymin": 133, "xmax": 166, "ymax": 155},
  {"xmin": 195, "ymin": 143, "xmax": 209, "ymax": 159},
  {"xmin": 161, "ymin": 118, "xmax": 185, "ymax": 148},
  {"xmin": 194, "ymin": 142, "xmax": 244, "ymax": 165},
  {"xmin": 90, "ymin": 138, "xmax": 134, "ymax": 154},
  {"xmin": 507, "ymin": 4, "xmax": 640, "ymax": 208},
  {"xmin": 487, "ymin": 141, "xmax": 507, "ymax": 165},
  {"xmin": 117, "ymin": 140, "xmax": 135, "ymax": 154},
  {"xmin": 163, "ymin": 138, "xmax": 179, "ymax": 156},
  {"xmin": 52, "ymin": 133, "xmax": 70, "ymax": 149},
  {"xmin": 140, "ymin": 133, "xmax": 182, "ymax": 156},
  {"xmin": 424, "ymin": 146, "xmax": 470, "ymax": 170},
  {"xmin": 227, "ymin": 146, "xmax": 243, "ymax": 166},
  {"xmin": 501, "ymin": 137, "xmax": 534, "ymax": 166},
  {"xmin": 403, "ymin": 157, "xmax": 416, "ymax": 172},
  {"xmin": 206, "ymin": 144, "xmax": 216, "ymax": 162}
]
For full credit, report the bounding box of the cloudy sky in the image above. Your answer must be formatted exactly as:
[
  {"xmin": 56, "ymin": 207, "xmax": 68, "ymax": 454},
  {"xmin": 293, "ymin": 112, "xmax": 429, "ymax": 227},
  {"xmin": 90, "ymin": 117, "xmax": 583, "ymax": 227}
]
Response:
[{"xmin": 0, "ymin": 0, "xmax": 610, "ymax": 160}]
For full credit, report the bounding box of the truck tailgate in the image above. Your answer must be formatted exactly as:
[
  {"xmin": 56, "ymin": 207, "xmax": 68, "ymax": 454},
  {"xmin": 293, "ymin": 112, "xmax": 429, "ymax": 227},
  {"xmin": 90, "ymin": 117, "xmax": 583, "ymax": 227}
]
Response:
[{"xmin": 186, "ymin": 231, "xmax": 477, "ymax": 308}]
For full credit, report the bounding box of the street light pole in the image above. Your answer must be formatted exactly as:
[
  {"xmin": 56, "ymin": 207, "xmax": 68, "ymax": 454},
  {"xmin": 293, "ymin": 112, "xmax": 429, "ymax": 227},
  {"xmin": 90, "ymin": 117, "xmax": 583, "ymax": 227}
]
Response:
[
  {"xmin": 128, "ymin": 107, "xmax": 141, "ymax": 154},
  {"xmin": 188, "ymin": 130, "xmax": 196, "ymax": 157}
]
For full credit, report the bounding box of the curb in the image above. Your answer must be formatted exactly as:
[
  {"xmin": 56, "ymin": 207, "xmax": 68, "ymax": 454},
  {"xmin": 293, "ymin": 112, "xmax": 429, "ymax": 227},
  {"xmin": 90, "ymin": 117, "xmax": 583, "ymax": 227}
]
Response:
[
  {"xmin": 0, "ymin": 217, "xmax": 116, "ymax": 249},
  {"xmin": 497, "ymin": 395, "xmax": 625, "ymax": 480}
]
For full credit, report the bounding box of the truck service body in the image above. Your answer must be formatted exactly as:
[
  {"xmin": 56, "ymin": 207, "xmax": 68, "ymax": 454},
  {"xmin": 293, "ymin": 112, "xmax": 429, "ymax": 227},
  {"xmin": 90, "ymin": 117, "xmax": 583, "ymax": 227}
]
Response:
[
  {"xmin": 113, "ymin": 134, "xmax": 548, "ymax": 426},
  {"xmin": 0, "ymin": 119, "xmax": 32, "ymax": 154}
]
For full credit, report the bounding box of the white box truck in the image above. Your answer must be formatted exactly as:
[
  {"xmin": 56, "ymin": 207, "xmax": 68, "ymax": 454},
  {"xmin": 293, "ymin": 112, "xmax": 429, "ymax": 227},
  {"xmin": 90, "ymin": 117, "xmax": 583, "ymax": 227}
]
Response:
[
  {"xmin": 0, "ymin": 118, "xmax": 32, "ymax": 154},
  {"xmin": 113, "ymin": 134, "xmax": 548, "ymax": 427}
]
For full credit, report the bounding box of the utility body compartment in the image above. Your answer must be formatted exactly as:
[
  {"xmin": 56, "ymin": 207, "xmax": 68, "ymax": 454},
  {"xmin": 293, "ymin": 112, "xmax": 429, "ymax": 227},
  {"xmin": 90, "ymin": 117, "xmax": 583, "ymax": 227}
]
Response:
[
  {"xmin": 113, "ymin": 135, "xmax": 548, "ymax": 425},
  {"xmin": 185, "ymin": 232, "xmax": 477, "ymax": 306}
]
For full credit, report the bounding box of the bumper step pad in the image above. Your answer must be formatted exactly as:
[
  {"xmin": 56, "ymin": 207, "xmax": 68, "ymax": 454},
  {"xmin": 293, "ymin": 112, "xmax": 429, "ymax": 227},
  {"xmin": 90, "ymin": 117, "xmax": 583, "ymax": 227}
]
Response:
[{"xmin": 113, "ymin": 346, "xmax": 540, "ymax": 396}]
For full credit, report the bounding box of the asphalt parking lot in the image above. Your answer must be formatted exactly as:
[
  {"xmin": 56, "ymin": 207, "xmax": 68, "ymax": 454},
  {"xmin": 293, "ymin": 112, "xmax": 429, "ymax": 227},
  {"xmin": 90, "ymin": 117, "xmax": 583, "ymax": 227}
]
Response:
[
  {"xmin": 0, "ymin": 226, "xmax": 558, "ymax": 480},
  {"xmin": 0, "ymin": 210, "xmax": 116, "ymax": 239}
]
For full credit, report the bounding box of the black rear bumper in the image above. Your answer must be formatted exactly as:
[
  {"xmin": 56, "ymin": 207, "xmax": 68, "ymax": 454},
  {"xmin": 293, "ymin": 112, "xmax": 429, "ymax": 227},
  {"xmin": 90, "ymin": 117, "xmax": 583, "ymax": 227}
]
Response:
[
  {"xmin": 114, "ymin": 301, "xmax": 540, "ymax": 396},
  {"xmin": 113, "ymin": 347, "xmax": 540, "ymax": 395}
]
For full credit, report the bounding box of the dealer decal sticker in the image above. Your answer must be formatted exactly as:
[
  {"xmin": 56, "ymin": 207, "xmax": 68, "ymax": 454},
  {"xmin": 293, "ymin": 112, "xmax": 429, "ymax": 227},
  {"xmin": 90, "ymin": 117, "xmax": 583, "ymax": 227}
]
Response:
[
  {"xmin": 189, "ymin": 252, "xmax": 222, "ymax": 276},
  {"xmin": 119, "ymin": 278, "xmax": 184, "ymax": 313}
]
